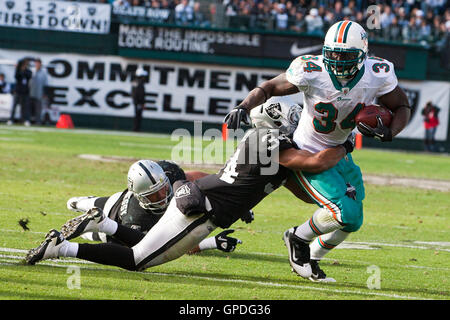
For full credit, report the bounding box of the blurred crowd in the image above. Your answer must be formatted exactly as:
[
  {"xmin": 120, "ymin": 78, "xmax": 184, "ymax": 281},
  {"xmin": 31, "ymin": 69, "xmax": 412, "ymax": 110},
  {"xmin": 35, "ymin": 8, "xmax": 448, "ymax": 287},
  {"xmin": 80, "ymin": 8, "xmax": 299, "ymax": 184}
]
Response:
[
  {"xmin": 63, "ymin": 0, "xmax": 450, "ymax": 46},
  {"xmin": 222, "ymin": 0, "xmax": 450, "ymax": 45}
]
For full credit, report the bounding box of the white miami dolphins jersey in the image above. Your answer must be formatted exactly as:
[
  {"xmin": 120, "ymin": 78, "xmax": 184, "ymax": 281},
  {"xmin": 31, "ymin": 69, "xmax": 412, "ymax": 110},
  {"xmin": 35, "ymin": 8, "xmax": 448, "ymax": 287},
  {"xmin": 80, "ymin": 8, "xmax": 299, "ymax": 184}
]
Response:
[{"xmin": 286, "ymin": 55, "xmax": 398, "ymax": 153}]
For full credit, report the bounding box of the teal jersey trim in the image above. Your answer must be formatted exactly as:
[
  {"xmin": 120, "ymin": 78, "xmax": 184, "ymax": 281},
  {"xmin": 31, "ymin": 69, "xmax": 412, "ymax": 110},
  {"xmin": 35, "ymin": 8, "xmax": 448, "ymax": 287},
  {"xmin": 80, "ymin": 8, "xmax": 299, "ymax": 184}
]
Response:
[{"xmin": 327, "ymin": 65, "xmax": 365, "ymax": 92}]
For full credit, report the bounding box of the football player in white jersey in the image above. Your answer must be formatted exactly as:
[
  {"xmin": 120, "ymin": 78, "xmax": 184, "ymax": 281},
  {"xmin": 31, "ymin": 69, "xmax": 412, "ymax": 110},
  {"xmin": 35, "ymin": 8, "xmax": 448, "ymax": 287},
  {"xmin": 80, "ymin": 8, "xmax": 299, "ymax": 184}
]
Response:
[{"xmin": 224, "ymin": 20, "xmax": 411, "ymax": 282}]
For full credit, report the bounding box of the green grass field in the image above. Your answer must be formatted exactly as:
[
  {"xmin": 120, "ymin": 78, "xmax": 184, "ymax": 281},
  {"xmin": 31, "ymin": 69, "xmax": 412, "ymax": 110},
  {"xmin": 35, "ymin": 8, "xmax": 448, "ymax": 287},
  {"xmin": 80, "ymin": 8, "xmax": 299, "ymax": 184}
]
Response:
[{"xmin": 0, "ymin": 125, "xmax": 449, "ymax": 301}]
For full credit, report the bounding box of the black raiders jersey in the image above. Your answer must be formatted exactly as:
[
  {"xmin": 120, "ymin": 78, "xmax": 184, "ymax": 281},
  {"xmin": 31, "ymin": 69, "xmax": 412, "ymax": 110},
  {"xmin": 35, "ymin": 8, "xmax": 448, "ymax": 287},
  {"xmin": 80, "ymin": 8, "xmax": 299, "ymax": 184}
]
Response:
[
  {"xmin": 194, "ymin": 128, "xmax": 295, "ymax": 228},
  {"xmin": 106, "ymin": 160, "xmax": 186, "ymax": 233}
]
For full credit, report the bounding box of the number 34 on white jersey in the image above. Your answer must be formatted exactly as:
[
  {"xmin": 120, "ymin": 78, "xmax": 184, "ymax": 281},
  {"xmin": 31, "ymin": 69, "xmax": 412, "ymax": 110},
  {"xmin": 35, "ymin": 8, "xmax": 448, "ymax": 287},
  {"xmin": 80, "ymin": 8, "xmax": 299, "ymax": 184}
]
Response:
[{"xmin": 286, "ymin": 55, "xmax": 398, "ymax": 153}]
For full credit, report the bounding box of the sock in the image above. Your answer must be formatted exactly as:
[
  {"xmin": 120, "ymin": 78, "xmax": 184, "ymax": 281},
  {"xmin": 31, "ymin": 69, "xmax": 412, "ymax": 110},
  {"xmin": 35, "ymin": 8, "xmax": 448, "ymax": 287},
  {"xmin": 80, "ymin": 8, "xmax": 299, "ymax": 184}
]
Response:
[
  {"xmin": 77, "ymin": 243, "xmax": 136, "ymax": 271},
  {"xmin": 294, "ymin": 208, "xmax": 343, "ymax": 242},
  {"xmin": 97, "ymin": 217, "xmax": 118, "ymax": 235},
  {"xmin": 310, "ymin": 229, "xmax": 350, "ymax": 260},
  {"xmin": 75, "ymin": 197, "xmax": 98, "ymax": 212},
  {"xmin": 58, "ymin": 241, "xmax": 79, "ymax": 257},
  {"xmin": 198, "ymin": 236, "xmax": 217, "ymax": 251},
  {"xmin": 112, "ymin": 224, "xmax": 146, "ymax": 247}
]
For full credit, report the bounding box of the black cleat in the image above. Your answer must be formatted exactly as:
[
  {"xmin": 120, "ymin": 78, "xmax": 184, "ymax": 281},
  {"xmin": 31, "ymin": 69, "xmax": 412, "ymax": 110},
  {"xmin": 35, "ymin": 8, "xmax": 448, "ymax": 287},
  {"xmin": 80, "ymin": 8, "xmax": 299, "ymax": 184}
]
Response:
[
  {"xmin": 26, "ymin": 229, "xmax": 65, "ymax": 265},
  {"xmin": 309, "ymin": 259, "xmax": 336, "ymax": 282},
  {"xmin": 283, "ymin": 227, "xmax": 312, "ymax": 279},
  {"xmin": 60, "ymin": 207, "xmax": 105, "ymax": 240}
]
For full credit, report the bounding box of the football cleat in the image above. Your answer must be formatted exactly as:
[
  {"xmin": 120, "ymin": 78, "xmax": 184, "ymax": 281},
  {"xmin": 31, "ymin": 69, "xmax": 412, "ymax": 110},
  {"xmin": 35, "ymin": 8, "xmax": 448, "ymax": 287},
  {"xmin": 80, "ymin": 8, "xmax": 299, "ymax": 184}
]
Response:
[
  {"xmin": 26, "ymin": 229, "xmax": 65, "ymax": 265},
  {"xmin": 66, "ymin": 196, "xmax": 96, "ymax": 213},
  {"xmin": 309, "ymin": 259, "xmax": 336, "ymax": 283},
  {"xmin": 283, "ymin": 228, "xmax": 312, "ymax": 279},
  {"xmin": 60, "ymin": 207, "xmax": 105, "ymax": 240}
]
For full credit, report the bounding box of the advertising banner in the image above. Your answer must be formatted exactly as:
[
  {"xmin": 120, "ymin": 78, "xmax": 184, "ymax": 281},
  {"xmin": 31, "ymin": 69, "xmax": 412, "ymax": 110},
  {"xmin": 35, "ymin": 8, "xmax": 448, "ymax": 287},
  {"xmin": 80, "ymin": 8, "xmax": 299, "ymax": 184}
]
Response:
[
  {"xmin": 0, "ymin": 0, "xmax": 111, "ymax": 34},
  {"xmin": 118, "ymin": 24, "xmax": 407, "ymax": 69},
  {"xmin": 0, "ymin": 49, "xmax": 281, "ymax": 124},
  {"xmin": 0, "ymin": 48, "xmax": 447, "ymax": 141}
]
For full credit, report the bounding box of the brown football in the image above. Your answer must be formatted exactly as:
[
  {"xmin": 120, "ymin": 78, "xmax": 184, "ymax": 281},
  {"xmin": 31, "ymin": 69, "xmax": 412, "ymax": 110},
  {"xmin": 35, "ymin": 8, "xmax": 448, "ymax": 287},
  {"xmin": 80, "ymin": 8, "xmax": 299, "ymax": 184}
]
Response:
[{"xmin": 355, "ymin": 104, "xmax": 392, "ymax": 128}]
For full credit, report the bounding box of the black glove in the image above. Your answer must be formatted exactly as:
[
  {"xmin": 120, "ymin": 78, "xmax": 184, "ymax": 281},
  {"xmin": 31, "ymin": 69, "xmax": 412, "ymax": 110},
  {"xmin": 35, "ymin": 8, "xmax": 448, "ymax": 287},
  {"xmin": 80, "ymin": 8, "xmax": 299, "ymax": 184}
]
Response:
[
  {"xmin": 223, "ymin": 106, "xmax": 250, "ymax": 130},
  {"xmin": 357, "ymin": 116, "xmax": 392, "ymax": 142},
  {"xmin": 215, "ymin": 230, "xmax": 242, "ymax": 252},
  {"xmin": 341, "ymin": 132, "xmax": 356, "ymax": 154},
  {"xmin": 241, "ymin": 209, "xmax": 254, "ymax": 224}
]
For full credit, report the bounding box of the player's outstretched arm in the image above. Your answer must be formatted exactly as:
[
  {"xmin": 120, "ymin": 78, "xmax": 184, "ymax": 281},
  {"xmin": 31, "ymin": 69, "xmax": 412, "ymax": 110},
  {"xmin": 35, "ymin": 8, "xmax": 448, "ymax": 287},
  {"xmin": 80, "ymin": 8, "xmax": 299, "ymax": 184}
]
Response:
[
  {"xmin": 278, "ymin": 146, "xmax": 347, "ymax": 174},
  {"xmin": 378, "ymin": 85, "xmax": 411, "ymax": 138},
  {"xmin": 240, "ymin": 74, "xmax": 300, "ymax": 111},
  {"xmin": 224, "ymin": 74, "xmax": 299, "ymax": 129}
]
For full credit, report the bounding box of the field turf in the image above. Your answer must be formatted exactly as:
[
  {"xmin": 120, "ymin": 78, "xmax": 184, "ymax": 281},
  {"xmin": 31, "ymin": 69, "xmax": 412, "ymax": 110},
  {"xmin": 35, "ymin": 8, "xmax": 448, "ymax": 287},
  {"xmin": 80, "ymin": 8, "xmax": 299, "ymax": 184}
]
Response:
[{"xmin": 0, "ymin": 125, "xmax": 449, "ymax": 302}]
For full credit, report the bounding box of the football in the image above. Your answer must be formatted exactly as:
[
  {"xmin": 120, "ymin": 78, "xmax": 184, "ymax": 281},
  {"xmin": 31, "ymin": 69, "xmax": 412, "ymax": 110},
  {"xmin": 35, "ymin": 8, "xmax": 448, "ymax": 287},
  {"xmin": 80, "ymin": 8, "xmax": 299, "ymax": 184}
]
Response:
[{"xmin": 355, "ymin": 104, "xmax": 393, "ymax": 128}]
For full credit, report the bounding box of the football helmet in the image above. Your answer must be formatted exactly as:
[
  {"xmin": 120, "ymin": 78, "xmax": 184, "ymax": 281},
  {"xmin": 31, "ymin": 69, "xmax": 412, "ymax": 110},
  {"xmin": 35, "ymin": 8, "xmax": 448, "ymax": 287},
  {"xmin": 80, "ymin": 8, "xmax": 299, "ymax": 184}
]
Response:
[
  {"xmin": 250, "ymin": 96, "xmax": 302, "ymax": 135},
  {"xmin": 322, "ymin": 21, "xmax": 368, "ymax": 78},
  {"xmin": 127, "ymin": 160, "xmax": 173, "ymax": 213}
]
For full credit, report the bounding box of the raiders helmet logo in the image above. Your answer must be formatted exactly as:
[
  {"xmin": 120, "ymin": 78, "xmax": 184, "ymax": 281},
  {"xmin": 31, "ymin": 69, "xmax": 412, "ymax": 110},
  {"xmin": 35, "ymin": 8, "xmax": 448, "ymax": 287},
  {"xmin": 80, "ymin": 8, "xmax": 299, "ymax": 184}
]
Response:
[
  {"xmin": 266, "ymin": 103, "xmax": 282, "ymax": 119},
  {"xmin": 175, "ymin": 184, "xmax": 191, "ymax": 198}
]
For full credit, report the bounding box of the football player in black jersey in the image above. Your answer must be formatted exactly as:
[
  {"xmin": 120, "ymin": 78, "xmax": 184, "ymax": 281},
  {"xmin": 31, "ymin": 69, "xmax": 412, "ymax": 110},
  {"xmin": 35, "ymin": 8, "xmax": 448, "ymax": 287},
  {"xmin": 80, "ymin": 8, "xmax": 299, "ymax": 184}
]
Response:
[
  {"xmin": 26, "ymin": 96, "xmax": 354, "ymax": 273},
  {"xmin": 64, "ymin": 159, "xmax": 246, "ymax": 253}
]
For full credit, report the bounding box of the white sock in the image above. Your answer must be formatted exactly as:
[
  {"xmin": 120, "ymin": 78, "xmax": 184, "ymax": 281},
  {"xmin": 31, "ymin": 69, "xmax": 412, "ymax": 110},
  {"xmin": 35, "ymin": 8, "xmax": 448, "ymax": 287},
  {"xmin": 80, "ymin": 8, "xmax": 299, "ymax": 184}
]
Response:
[
  {"xmin": 97, "ymin": 217, "xmax": 118, "ymax": 235},
  {"xmin": 75, "ymin": 197, "xmax": 98, "ymax": 212},
  {"xmin": 198, "ymin": 236, "xmax": 217, "ymax": 251},
  {"xmin": 59, "ymin": 241, "xmax": 79, "ymax": 258},
  {"xmin": 294, "ymin": 220, "xmax": 317, "ymax": 242},
  {"xmin": 310, "ymin": 229, "xmax": 350, "ymax": 260}
]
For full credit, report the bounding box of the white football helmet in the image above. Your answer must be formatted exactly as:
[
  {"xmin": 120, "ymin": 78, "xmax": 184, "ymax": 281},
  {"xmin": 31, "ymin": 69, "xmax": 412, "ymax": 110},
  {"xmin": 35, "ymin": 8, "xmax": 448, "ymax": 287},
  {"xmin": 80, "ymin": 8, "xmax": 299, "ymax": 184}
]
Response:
[
  {"xmin": 250, "ymin": 96, "xmax": 302, "ymax": 135},
  {"xmin": 323, "ymin": 21, "xmax": 368, "ymax": 77},
  {"xmin": 127, "ymin": 160, "xmax": 173, "ymax": 213}
]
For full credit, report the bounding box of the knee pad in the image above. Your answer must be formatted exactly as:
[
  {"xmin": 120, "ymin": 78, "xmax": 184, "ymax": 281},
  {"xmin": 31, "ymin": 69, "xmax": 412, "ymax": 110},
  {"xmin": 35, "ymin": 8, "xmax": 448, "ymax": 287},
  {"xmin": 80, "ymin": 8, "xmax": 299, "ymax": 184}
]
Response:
[{"xmin": 311, "ymin": 208, "xmax": 344, "ymax": 235}]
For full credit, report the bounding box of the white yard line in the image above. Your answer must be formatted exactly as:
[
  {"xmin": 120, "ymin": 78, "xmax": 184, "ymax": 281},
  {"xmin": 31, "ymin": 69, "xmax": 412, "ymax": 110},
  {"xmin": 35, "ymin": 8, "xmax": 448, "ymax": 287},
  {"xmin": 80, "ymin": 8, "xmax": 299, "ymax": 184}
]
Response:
[
  {"xmin": 0, "ymin": 258, "xmax": 434, "ymax": 300},
  {"xmin": 1, "ymin": 244, "xmax": 448, "ymax": 271}
]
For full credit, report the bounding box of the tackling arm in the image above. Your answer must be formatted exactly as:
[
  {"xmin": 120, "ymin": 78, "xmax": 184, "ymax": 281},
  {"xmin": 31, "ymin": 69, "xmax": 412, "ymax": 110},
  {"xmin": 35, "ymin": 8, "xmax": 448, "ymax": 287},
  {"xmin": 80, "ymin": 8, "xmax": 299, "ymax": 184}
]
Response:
[
  {"xmin": 278, "ymin": 146, "xmax": 346, "ymax": 174},
  {"xmin": 185, "ymin": 171, "xmax": 210, "ymax": 181},
  {"xmin": 284, "ymin": 177, "xmax": 315, "ymax": 204}
]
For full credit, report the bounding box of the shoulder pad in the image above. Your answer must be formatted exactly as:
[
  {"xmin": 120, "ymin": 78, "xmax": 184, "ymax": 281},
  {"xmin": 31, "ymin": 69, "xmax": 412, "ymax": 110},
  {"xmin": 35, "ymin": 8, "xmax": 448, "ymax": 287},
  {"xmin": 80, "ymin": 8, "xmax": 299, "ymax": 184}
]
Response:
[{"xmin": 366, "ymin": 57, "xmax": 395, "ymax": 78}]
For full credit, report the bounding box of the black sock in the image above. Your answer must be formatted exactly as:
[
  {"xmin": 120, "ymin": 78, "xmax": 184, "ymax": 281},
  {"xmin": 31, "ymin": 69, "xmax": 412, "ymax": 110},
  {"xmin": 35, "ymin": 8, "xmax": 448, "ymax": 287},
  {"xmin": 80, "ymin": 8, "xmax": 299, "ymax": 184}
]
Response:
[
  {"xmin": 113, "ymin": 224, "xmax": 146, "ymax": 247},
  {"xmin": 77, "ymin": 243, "xmax": 136, "ymax": 271}
]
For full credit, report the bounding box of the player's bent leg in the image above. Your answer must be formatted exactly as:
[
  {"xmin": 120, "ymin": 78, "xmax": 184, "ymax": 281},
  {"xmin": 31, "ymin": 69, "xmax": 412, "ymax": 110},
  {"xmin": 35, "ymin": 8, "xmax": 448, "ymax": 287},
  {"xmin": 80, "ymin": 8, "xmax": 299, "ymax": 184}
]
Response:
[
  {"xmin": 132, "ymin": 199, "xmax": 216, "ymax": 270},
  {"xmin": 310, "ymin": 229, "xmax": 350, "ymax": 261},
  {"xmin": 80, "ymin": 231, "xmax": 107, "ymax": 243},
  {"xmin": 60, "ymin": 207, "xmax": 107, "ymax": 240}
]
